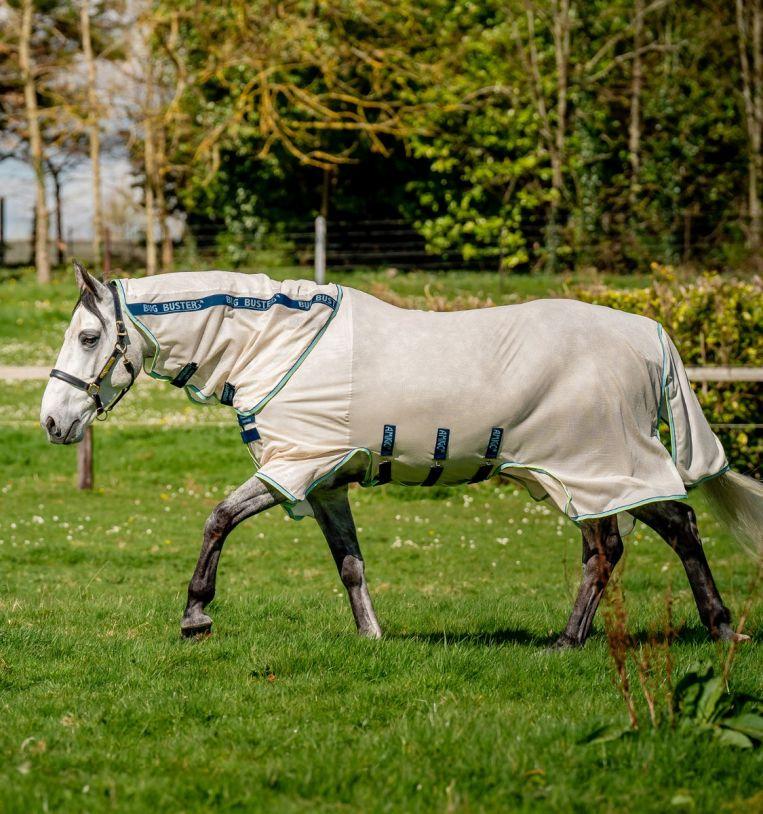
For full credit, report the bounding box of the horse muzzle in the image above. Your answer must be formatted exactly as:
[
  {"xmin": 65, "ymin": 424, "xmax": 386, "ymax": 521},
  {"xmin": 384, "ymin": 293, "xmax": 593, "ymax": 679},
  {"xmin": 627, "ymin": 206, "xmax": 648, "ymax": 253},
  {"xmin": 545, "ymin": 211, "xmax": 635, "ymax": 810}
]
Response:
[{"xmin": 42, "ymin": 415, "xmax": 85, "ymax": 445}]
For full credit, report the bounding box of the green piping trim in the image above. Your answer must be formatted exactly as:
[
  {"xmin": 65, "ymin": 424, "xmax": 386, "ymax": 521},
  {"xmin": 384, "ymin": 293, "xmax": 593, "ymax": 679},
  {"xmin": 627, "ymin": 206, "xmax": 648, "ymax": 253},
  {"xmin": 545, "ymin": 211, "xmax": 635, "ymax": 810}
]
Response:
[
  {"xmin": 665, "ymin": 391, "xmax": 677, "ymax": 463},
  {"xmin": 116, "ymin": 280, "xmax": 164, "ymax": 377},
  {"xmin": 254, "ymin": 471, "xmax": 299, "ymax": 503},
  {"xmin": 254, "ymin": 447, "xmax": 374, "ymax": 520},
  {"xmin": 570, "ymin": 492, "xmax": 689, "ymax": 523},
  {"xmin": 236, "ymin": 285, "xmax": 344, "ymax": 418},
  {"xmin": 185, "ymin": 384, "xmax": 216, "ymax": 405},
  {"xmin": 251, "ymin": 445, "xmax": 725, "ymax": 524},
  {"xmin": 685, "ymin": 464, "xmax": 730, "ymax": 490},
  {"xmin": 658, "ymin": 323, "xmax": 668, "ymax": 406},
  {"xmin": 655, "ymin": 323, "xmax": 667, "ymax": 434},
  {"xmin": 656, "ymin": 323, "xmax": 678, "ymax": 463}
]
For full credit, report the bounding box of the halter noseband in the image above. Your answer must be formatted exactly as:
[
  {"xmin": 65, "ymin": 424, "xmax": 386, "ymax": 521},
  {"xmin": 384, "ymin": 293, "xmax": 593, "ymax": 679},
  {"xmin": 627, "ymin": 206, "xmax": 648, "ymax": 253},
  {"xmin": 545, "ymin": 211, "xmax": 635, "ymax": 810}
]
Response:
[{"xmin": 50, "ymin": 281, "xmax": 137, "ymax": 420}]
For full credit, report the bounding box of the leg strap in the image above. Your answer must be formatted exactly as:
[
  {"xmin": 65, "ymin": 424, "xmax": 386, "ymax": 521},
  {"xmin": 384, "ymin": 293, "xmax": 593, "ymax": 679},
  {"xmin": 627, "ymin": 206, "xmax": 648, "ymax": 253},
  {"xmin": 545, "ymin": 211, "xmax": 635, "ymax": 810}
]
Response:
[
  {"xmin": 422, "ymin": 465, "xmax": 443, "ymax": 486},
  {"xmin": 171, "ymin": 362, "xmax": 198, "ymax": 388},
  {"xmin": 376, "ymin": 424, "xmax": 396, "ymax": 485}
]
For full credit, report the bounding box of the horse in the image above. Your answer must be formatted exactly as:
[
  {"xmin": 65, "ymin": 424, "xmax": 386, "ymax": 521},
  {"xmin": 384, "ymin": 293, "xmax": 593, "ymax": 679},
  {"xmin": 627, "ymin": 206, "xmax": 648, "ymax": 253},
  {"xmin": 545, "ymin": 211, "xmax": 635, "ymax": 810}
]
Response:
[{"xmin": 40, "ymin": 262, "xmax": 761, "ymax": 646}]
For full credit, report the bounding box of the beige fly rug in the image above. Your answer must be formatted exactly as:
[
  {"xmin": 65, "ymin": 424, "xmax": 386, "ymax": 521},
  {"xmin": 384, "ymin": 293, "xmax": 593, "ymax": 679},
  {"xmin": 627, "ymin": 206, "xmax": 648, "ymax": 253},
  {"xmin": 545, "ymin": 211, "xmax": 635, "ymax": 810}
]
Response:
[{"xmin": 118, "ymin": 271, "xmax": 728, "ymax": 520}]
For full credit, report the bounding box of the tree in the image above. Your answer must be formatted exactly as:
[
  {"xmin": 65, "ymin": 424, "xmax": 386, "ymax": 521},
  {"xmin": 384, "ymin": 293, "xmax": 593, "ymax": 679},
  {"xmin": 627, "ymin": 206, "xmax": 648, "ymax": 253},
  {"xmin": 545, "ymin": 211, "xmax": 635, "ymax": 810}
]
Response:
[
  {"xmin": 18, "ymin": 0, "xmax": 50, "ymax": 282},
  {"xmin": 736, "ymin": 0, "xmax": 763, "ymax": 250},
  {"xmin": 80, "ymin": 0, "xmax": 103, "ymax": 271}
]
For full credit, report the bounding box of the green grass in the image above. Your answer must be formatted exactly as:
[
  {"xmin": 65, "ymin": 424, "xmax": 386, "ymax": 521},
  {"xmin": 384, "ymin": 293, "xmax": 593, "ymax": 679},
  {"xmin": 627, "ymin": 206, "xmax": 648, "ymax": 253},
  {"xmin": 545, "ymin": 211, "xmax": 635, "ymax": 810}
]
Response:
[
  {"xmin": 1, "ymin": 381, "xmax": 761, "ymax": 812},
  {"xmin": 0, "ymin": 266, "xmax": 654, "ymax": 366}
]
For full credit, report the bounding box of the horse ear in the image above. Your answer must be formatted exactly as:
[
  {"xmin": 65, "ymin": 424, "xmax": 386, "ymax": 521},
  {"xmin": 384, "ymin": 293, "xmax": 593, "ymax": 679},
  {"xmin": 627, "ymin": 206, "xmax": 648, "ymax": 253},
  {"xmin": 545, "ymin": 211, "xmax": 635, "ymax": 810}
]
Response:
[{"xmin": 73, "ymin": 259, "xmax": 105, "ymax": 299}]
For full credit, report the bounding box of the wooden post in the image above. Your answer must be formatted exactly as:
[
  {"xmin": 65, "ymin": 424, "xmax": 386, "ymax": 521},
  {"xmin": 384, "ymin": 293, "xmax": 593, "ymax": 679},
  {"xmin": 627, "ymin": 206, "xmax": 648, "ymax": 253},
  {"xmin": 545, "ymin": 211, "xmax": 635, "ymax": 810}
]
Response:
[
  {"xmin": 315, "ymin": 215, "xmax": 326, "ymax": 285},
  {"xmin": 77, "ymin": 230, "xmax": 111, "ymax": 491},
  {"xmin": 77, "ymin": 427, "xmax": 94, "ymax": 490}
]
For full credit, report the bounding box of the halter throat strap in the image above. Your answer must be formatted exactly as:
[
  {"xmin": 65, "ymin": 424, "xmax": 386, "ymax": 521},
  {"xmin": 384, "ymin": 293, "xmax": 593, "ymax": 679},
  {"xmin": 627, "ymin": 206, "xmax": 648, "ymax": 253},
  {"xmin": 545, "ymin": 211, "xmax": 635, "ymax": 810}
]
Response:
[{"xmin": 49, "ymin": 281, "xmax": 136, "ymax": 419}]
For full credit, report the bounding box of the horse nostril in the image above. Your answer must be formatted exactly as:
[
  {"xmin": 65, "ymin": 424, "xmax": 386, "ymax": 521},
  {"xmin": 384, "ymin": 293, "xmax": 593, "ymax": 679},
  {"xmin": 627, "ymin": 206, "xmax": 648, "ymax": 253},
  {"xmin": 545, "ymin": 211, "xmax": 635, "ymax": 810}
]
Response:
[{"xmin": 45, "ymin": 416, "xmax": 60, "ymax": 437}]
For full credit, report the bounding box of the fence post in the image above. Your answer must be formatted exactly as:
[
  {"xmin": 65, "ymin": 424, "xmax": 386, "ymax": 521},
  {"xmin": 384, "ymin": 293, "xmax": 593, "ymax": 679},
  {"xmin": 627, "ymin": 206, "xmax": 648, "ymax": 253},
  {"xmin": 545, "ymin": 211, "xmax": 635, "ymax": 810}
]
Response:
[
  {"xmin": 315, "ymin": 215, "xmax": 326, "ymax": 285},
  {"xmin": 77, "ymin": 427, "xmax": 94, "ymax": 490},
  {"xmin": 77, "ymin": 229, "xmax": 111, "ymax": 491}
]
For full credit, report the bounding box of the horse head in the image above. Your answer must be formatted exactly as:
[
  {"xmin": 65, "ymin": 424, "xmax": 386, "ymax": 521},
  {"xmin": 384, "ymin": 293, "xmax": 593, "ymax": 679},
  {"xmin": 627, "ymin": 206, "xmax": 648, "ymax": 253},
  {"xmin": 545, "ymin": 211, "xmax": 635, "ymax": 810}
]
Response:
[{"xmin": 40, "ymin": 261, "xmax": 142, "ymax": 444}]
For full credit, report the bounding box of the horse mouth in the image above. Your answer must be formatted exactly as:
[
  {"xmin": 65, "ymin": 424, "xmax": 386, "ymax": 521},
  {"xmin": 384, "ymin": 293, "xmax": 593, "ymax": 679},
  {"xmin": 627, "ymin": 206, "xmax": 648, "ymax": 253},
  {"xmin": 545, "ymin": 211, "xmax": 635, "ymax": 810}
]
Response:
[
  {"xmin": 64, "ymin": 419, "xmax": 83, "ymax": 443},
  {"xmin": 61, "ymin": 419, "xmax": 82, "ymax": 445}
]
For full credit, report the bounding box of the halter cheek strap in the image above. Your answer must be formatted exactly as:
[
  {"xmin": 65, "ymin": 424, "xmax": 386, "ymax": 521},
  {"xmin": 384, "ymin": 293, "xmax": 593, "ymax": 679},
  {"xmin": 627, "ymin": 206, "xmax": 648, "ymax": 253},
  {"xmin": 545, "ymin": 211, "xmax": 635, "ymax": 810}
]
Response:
[{"xmin": 50, "ymin": 281, "xmax": 137, "ymax": 419}]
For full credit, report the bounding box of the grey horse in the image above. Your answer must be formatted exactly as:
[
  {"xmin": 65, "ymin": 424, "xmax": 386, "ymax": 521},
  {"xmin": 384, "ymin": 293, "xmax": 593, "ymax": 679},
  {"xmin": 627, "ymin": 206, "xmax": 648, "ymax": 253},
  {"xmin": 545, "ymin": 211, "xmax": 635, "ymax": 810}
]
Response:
[{"xmin": 41, "ymin": 263, "xmax": 759, "ymax": 646}]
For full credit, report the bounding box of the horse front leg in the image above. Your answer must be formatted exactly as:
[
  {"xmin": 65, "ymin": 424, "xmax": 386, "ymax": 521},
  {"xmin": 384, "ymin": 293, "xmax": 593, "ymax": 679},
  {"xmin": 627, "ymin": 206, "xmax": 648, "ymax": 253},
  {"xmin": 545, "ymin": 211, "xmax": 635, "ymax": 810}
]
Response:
[
  {"xmin": 181, "ymin": 476, "xmax": 282, "ymax": 637},
  {"xmin": 553, "ymin": 515, "xmax": 624, "ymax": 649},
  {"xmin": 309, "ymin": 485, "xmax": 382, "ymax": 639}
]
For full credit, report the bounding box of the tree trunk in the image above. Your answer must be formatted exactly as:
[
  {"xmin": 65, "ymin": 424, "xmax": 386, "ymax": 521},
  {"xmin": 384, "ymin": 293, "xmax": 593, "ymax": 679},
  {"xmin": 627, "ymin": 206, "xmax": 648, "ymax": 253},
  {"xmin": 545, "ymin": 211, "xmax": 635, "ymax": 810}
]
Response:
[
  {"xmin": 81, "ymin": 0, "xmax": 103, "ymax": 271},
  {"xmin": 52, "ymin": 168, "xmax": 64, "ymax": 266},
  {"xmin": 629, "ymin": 0, "xmax": 644, "ymax": 209},
  {"xmin": 736, "ymin": 0, "xmax": 763, "ymax": 249},
  {"xmin": 20, "ymin": 0, "xmax": 50, "ymax": 283},
  {"xmin": 144, "ymin": 44, "xmax": 158, "ymax": 276},
  {"xmin": 156, "ymin": 123, "xmax": 173, "ymax": 272},
  {"xmin": 548, "ymin": 0, "xmax": 571, "ymax": 272},
  {"xmin": 30, "ymin": 204, "xmax": 36, "ymax": 265}
]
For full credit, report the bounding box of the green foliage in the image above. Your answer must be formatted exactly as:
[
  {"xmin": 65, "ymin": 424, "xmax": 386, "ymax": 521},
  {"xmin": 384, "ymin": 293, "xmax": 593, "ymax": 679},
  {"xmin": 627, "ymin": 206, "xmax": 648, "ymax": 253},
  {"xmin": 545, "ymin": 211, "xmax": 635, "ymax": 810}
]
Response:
[
  {"xmin": 156, "ymin": 0, "xmax": 758, "ymax": 272},
  {"xmin": 571, "ymin": 267, "xmax": 763, "ymax": 474},
  {"xmin": 581, "ymin": 663, "xmax": 763, "ymax": 749},
  {"xmin": 674, "ymin": 663, "xmax": 763, "ymax": 749}
]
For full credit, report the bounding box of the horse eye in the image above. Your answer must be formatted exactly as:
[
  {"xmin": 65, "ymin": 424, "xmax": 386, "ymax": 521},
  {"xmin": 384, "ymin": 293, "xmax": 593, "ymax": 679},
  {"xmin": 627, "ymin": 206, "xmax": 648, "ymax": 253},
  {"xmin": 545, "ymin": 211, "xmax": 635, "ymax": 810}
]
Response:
[{"xmin": 79, "ymin": 332, "xmax": 100, "ymax": 348}]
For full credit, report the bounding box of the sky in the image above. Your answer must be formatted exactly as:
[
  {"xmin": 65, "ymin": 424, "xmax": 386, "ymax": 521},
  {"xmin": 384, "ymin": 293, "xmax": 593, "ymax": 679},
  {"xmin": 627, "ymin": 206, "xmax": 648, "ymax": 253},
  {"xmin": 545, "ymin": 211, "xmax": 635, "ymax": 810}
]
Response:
[{"xmin": 0, "ymin": 155, "xmax": 137, "ymax": 241}]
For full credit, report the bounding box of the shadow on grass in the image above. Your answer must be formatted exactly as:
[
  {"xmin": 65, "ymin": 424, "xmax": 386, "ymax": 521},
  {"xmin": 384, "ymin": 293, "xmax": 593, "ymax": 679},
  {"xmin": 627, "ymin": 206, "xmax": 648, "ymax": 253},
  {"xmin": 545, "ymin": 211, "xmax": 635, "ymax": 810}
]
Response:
[
  {"xmin": 387, "ymin": 628, "xmax": 554, "ymax": 647},
  {"xmin": 388, "ymin": 624, "xmax": 718, "ymax": 649},
  {"xmin": 627, "ymin": 624, "xmax": 718, "ymax": 646}
]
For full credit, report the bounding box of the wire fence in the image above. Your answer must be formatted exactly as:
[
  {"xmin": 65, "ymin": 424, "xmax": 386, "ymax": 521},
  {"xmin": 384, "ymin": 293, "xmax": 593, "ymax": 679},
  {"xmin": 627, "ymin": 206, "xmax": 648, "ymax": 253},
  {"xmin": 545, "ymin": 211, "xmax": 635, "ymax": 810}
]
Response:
[{"xmin": 4, "ymin": 214, "xmax": 746, "ymax": 272}]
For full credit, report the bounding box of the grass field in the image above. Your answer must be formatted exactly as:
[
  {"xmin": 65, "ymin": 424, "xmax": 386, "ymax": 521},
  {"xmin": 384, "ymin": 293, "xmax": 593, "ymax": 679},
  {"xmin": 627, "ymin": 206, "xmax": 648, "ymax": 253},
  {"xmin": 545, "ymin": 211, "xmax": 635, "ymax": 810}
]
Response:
[{"xmin": 1, "ymin": 375, "xmax": 761, "ymax": 813}]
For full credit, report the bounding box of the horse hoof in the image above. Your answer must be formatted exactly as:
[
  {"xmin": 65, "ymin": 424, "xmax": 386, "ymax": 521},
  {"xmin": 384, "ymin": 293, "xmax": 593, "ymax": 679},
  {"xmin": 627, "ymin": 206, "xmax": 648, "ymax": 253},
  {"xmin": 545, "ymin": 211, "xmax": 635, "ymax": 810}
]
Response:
[
  {"xmin": 181, "ymin": 614, "xmax": 213, "ymax": 639},
  {"xmin": 547, "ymin": 634, "xmax": 582, "ymax": 652},
  {"xmin": 358, "ymin": 626, "xmax": 382, "ymax": 640},
  {"xmin": 715, "ymin": 624, "xmax": 751, "ymax": 643}
]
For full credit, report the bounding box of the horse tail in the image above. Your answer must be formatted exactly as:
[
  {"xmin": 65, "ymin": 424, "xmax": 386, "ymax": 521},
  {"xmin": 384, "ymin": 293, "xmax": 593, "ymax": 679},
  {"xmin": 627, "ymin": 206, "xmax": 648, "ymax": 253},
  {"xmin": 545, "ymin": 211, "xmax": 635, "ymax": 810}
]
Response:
[{"xmin": 699, "ymin": 470, "xmax": 763, "ymax": 559}]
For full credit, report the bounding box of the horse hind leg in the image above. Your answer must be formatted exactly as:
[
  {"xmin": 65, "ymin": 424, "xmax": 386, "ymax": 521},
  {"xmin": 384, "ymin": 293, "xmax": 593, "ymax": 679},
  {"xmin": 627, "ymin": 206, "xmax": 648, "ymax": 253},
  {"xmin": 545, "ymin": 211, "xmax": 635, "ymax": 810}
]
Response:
[
  {"xmin": 553, "ymin": 515, "xmax": 623, "ymax": 649},
  {"xmin": 630, "ymin": 500, "xmax": 749, "ymax": 642}
]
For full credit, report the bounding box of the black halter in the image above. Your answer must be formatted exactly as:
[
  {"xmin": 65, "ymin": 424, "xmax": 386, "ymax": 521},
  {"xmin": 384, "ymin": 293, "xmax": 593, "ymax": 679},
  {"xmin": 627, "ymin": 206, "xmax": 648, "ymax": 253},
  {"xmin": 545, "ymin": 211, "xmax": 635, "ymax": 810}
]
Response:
[{"xmin": 49, "ymin": 281, "xmax": 137, "ymax": 420}]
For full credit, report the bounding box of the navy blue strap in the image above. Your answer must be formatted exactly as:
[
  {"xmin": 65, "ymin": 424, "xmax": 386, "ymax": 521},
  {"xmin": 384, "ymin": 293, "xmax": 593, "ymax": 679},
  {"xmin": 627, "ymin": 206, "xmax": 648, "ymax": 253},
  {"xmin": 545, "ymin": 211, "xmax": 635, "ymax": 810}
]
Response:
[
  {"xmin": 127, "ymin": 290, "xmax": 337, "ymax": 316},
  {"xmin": 422, "ymin": 466, "xmax": 443, "ymax": 486},
  {"xmin": 380, "ymin": 424, "xmax": 396, "ymax": 457},
  {"xmin": 433, "ymin": 428, "xmax": 450, "ymax": 461},
  {"xmin": 171, "ymin": 362, "xmax": 198, "ymax": 388},
  {"xmin": 422, "ymin": 428, "xmax": 450, "ymax": 486},
  {"xmin": 469, "ymin": 464, "xmax": 495, "ymax": 484},
  {"xmin": 376, "ymin": 424, "xmax": 396, "ymax": 484},
  {"xmin": 377, "ymin": 461, "xmax": 392, "ymax": 484},
  {"xmin": 240, "ymin": 427, "xmax": 260, "ymax": 444},
  {"xmin": 221, "ymin": 382, "xmax": 236, "ymax": 406},
  {"xmin": 484, "ymin": 427, "xmax": 503, "ymax": 459},
  {"xmin": 469, "ymin": 428, "xmax": 503, "ymax": 483}
]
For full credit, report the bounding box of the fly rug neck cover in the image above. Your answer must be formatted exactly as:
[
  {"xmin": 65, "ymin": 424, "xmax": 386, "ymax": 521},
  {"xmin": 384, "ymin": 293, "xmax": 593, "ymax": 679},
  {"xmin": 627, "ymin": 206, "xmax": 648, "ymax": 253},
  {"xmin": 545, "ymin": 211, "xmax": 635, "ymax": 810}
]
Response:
[{"xmin": 118, "ymin": 272, "xmax": 728, "ymax": 520}]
